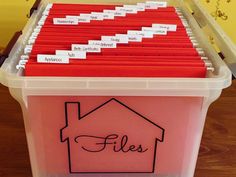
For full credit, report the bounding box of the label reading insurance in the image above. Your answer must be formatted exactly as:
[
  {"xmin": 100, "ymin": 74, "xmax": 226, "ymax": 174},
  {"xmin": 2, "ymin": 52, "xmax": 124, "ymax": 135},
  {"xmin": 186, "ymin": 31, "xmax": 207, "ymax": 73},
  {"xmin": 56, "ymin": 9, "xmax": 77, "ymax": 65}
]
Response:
[
  {"xmin": 89, "ymin": 40, "xmax": 117, "ymax": 48},
  {"xmin": 72, "ymin": 44, "xmax": 101, "ymax": 53},
  {"xmin": 37, "ymin": 55, "xmax": 69, "ymax": 64},
  {"xmin": 56, "ymin": 50, "xmax": 86, "ymax": 59},
  {"xmin": 53, "ymin": 18, "xmax": 78, "ymax": 25}
]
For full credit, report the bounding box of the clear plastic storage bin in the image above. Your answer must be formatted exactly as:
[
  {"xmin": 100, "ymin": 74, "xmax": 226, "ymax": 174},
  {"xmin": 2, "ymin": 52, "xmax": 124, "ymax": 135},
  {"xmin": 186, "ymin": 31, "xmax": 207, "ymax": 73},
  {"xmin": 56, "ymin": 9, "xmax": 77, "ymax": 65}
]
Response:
[{"xmin": 0, "ymin": 0, "xmax": 234, "ymax": 177}]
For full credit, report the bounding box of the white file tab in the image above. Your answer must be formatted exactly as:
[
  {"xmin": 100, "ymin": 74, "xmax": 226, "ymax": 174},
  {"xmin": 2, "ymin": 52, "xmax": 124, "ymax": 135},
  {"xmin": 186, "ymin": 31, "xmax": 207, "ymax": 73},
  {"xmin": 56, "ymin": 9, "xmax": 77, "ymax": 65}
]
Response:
[
  {"xmin": 92, "ymin": 12, "xmax": 114, "ymax": 19},
  {"xmin": 123, "ymin": 5, "xmax": 145, "ymax": 11},
  {"xmin": 142, "ymin": 3, "xmax": 158, "ymax": 9},
  {"xmin": 103, "ymin": 13, "xmax": 115, "ymax": 19},
  {"xmin": 146, "ymin": 1, "xmax": 167, "ymax": 7},
  {"xmin": 81, "ymin": 13, "xmax": 103, "ymax": 21},
  {"xmin": 24, "ymin": 45, "xmax": 33, "ymax": 54},
  {"xmin": 20, "ymin": 55, "xmax": 29, "ymax": 61},
  {"xmin": 53, "ymin": 18, "xmax": 78, "ymax": 25},
  {"xmin": 103, "ymin": 10, "xmax": 126, "ymax": 17},
  {"xmin": 127, "ymin": 35, "xmax": 143, "ymax": 42},
  {"xmin": 66, "ymin": 15, "xmax": 91, "ymax": 23},
  {"xmin": 102, "ymin": 35, "xmax": 129, "ymax": 44},
  {"xmin": 37, "ymin": 55, "xmax": 69, "ymax": 64},
  {"xmin": 152, "ymin": 24, "xmax": 177, "ymax": 31},
  {"xmin": 72, "ymin": 44, "xmax": 101, "ymax": 53},
  {"xmin": 89, "ymin": 40, "xmax": 117, "ymax": 48},
  {"xmin": 137, "ymin": 3, "xmax": 146, "ymax": 8},
  {"xmin": 128, "ymin": 30, "xmax": 153, "ymax": 38},
  {"xmin": 142, "ymin": 27, "xmax": 168, "ymax": 35},
  {"xmin": 116, "ymin": 7, "xmax": 138, "ymax": 14},
  {"xmin": 56, "ymin": 50, "xmax": 86, "ymax": 59}
]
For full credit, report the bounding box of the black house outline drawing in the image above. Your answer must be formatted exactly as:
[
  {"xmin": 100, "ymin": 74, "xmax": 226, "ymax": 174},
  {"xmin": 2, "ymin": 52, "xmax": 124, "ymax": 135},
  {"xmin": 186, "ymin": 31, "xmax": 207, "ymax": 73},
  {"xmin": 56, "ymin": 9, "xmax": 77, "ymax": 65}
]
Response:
[{"xmin": 60, "ymin": 98, "xmax": 165, "ymax": 174}]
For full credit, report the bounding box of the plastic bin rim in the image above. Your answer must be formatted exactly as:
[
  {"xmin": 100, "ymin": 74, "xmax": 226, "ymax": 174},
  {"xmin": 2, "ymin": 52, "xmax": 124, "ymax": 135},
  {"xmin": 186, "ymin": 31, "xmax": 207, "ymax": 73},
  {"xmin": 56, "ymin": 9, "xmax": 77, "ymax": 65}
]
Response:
[{"xmin": 0, "ymin": 66, "xmax": 232, "ymax": 90}]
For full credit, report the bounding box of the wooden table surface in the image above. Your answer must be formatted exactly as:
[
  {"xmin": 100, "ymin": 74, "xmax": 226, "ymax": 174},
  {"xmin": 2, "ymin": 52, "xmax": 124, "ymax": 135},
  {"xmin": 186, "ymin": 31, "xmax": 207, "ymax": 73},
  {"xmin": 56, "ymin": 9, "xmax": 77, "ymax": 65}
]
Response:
[{"xmin": 0, "ymin": 81, "xmax": 235, "ymax": 177}]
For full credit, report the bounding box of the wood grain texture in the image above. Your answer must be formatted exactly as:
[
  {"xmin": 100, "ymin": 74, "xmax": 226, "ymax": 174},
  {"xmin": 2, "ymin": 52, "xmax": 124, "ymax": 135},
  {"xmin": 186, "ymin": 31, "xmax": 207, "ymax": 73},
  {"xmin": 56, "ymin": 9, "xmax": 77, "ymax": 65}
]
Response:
[{"xmin": 0, "ymin": 81, "xmax": 235, "ymax": 177}]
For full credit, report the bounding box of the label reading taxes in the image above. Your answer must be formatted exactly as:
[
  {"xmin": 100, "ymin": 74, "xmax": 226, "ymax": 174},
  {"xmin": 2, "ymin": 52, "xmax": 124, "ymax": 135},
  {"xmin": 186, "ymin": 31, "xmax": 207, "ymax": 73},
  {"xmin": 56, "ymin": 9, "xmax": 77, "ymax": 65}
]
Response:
[
  {"xmin": 102, "ymin": 35, "xmax": 129, "ymax": 44},
  {"xmin": 37, "ymin": 55, "xmax": 69, "ymax": 64},
  {"xmin": 142, "ymin": 27, "xmax": 167, "ymax": 35},
  {"xmin": 89, "ymin": 40, "xmax": 117, "ymax": 48},
  {"xmin": 66, "ymin": 16, "xmax": 90, "ymax": 23},
  {"xmin": 128, "ymin": 30, "xmax": 153, "ymax": 38},
  {"xmin": 56, "ymin": 50, "xmax": 86, "ymax": 59},
  {"xmin": 53, "ymin": 18, "xmax": 78, "ymax": 25},
  {"xmin": 72, "ymin": 44, "xmax": 101, "ymax": 53},
  {"xmin": 152, "ymin": 24, "xmax": 177, "ymax": 31}
]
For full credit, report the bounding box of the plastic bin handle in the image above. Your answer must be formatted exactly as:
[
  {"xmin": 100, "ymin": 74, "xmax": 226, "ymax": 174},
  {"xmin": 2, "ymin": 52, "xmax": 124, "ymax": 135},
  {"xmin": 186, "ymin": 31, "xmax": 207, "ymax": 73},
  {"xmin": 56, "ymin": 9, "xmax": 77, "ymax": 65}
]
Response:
[
  {"xmin": 0, "ymin": 31, "xmax": 22, "ymax": 67},
  {"xmin": 30, "ymin": 0, "xmax": 42, "ymax": 17},
  {"xmin": 184, "ymin": 0, "xmax": 236, "ymax": 78}
]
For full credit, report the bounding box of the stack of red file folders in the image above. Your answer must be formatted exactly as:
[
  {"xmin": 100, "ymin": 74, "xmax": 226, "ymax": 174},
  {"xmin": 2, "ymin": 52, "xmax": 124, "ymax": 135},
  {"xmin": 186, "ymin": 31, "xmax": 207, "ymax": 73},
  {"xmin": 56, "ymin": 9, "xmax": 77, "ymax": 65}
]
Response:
[{"xmin": 19, "ymin": 1, "xmax": 213, "ymax": 78}]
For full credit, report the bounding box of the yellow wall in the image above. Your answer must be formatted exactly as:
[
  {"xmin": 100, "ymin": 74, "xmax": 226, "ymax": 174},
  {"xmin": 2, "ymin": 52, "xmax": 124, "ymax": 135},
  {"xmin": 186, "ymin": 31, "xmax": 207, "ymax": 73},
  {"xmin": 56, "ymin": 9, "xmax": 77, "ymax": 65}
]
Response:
[
  {"xmin": 0, "ymin": 0, "xmax": 235, "ymax": 53},
  {"xmin": 0, "ymin": 0, "xmax": 35, "ymax": 51},
  {"xmin": 200, "ymin": 0, "xmax": 236, "ymax": 44}
]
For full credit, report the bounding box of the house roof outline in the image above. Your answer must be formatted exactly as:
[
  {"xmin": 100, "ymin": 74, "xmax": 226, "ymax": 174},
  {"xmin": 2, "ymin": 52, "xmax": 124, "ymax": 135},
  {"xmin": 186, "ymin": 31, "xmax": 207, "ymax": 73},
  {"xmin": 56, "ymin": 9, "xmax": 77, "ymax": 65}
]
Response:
[{"xmin": 62, "ymin": 98, "xmax": 165, "ymax": 143}]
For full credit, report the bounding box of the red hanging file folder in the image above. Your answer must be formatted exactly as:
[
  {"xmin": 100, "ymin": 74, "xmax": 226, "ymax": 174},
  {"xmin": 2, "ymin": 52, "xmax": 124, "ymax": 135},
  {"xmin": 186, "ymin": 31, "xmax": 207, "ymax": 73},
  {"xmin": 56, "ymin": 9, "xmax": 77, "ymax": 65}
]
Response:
[
  {"xmin": 23, "ymin": 3, "xmax": 209, "ymax": 78},
  {"xmin": 25, "ymin": 63, "xmax": 207, "ymax": 78}
]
